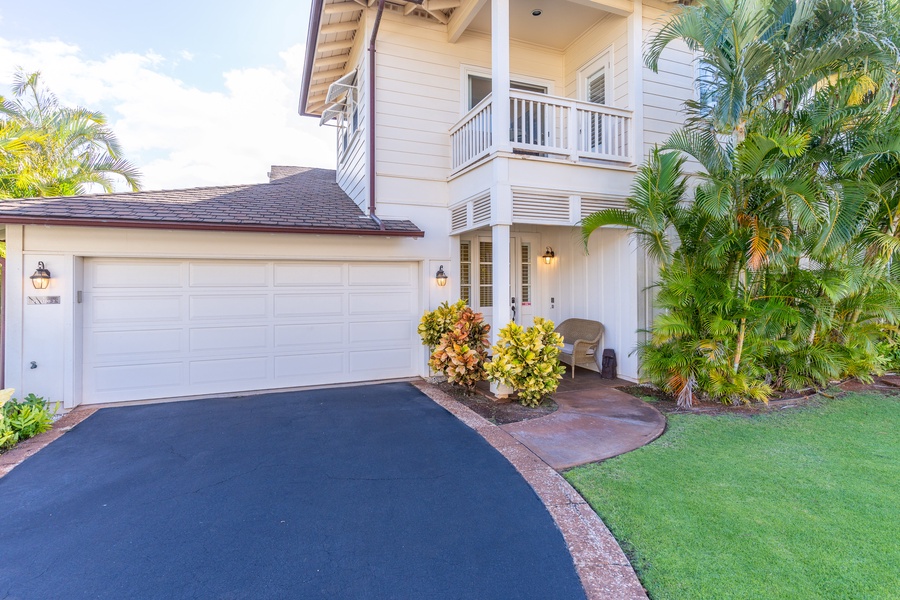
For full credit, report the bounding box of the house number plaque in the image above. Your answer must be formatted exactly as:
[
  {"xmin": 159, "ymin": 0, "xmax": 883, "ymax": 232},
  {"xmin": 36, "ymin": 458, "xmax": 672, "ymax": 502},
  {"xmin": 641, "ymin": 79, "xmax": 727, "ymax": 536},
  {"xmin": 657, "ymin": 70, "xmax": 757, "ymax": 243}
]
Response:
[{"xmin": 27, "ymin": 296, "xmax": 61, "ymax": 305}]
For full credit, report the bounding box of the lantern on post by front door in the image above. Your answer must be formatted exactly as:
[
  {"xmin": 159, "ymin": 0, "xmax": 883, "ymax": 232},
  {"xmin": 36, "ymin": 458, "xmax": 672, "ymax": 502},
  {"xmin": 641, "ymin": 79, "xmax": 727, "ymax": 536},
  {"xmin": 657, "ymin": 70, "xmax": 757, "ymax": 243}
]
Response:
[
  {"xmin": 435, "ymin": 265, "xmax": 448, "ymax": 287},
  {"xmin": 30, "ymin": 261, "xmax": 51, "ymax": 290},
  {"xmin": 542, "ymin": 247, "xmax": 555, "ymax": 265}
]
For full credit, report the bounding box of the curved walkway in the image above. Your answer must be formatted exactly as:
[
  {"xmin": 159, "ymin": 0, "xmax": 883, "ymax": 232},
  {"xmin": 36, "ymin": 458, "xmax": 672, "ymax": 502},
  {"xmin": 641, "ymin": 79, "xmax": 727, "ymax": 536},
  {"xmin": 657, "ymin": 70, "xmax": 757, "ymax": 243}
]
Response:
[
  {"xmin": 416, "ymin": 381, "xmax": 652, "ymax": 600},
  {"xmin": 501, "ymin": 384, "xmax": 666, "ymax": 470}
]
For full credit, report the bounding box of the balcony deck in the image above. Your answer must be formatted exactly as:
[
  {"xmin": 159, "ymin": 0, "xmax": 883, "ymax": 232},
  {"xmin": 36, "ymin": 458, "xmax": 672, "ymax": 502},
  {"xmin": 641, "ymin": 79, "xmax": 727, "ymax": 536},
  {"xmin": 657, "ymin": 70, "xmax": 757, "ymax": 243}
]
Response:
[{"xmin": 450, "ymin": 90, "xmax": 635, "ymax": 174}]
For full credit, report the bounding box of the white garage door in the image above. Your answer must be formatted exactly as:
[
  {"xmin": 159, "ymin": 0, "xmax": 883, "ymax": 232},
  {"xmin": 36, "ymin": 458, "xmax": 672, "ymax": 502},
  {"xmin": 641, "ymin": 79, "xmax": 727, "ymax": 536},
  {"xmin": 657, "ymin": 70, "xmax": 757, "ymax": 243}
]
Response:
[{"xmin": 83, "ymin": 259, "xmax": 421, "ymax": 403}]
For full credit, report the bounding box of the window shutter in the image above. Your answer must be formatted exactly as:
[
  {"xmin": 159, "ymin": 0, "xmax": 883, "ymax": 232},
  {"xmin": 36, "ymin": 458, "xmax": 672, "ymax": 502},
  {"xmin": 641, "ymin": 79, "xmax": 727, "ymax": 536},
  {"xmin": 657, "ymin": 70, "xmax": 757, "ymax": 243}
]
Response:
[{"xmin": 588, "ymin": 69, "xmax": 606, "ymax": 105}]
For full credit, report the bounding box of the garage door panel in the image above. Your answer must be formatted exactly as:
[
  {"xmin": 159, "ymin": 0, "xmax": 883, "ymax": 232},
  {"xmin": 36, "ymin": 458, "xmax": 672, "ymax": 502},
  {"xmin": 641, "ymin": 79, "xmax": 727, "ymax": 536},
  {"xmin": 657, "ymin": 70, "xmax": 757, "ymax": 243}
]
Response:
[
  {"xmin": 274, "ymin": 293, "xmax": 344, "ymax": 317},
  {"xmin": 190, "ymin": 356, "xmax": 269, "ymax": 384},
  {"xmin": 190, "ymin": 295, "xmax": 268, "ymax": 320},
  {"xmin": 349, "ymin": 263, "xmax": 413, "ymax": 286},
  {"xmin": 190, "ymin": 326, "xmax": 268, "ymax": 352},
  {"xmin": 349, "ymin": 292, "xmax": 412, "ymax": 315},
  {"xmin": 91, "ymin": 362, "xmax": 184, "ymax": 392},
  {"xmin": 84, "ymin": 259, "xmax": 420, "ymax": 403},
  {"xmin": 91, "ymin": 295, "xmax": 183, "ymax": 324},
  {"xmin": 190, "ymin": 263, "xmax": 267, "ymax": 287},
  {"xmin": 274, "ymin": 352, "xmax": 344, "ymax": 380},
  {"xmin": 274, "ymin": 323, "xmax": 344, "ymax": 348},
  {"xmin": 349, "ymin": 348, "xmax": 412, "ymax": 374},
  {"xmin": 274, "ymin": 263, "xmax": 344, "ymax": 286},
  {"xmin": 349, "ymin": 320, "xmax": 413, "ymax": 344},
  {"xmin": 88, "ymin": 329, "xmax": 183, "ymax": 358},
  {"xmin": 91, "ymin": 261, "xmax": 182, "ymax": 288}
]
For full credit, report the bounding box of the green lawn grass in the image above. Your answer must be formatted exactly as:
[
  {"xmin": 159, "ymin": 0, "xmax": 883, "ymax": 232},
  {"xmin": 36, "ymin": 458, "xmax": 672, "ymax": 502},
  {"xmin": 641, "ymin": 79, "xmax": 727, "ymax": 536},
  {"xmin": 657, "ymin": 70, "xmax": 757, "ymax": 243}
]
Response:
[{"xmin": 565, "ymin": 393, "xmax": 900, "ymax": 600}]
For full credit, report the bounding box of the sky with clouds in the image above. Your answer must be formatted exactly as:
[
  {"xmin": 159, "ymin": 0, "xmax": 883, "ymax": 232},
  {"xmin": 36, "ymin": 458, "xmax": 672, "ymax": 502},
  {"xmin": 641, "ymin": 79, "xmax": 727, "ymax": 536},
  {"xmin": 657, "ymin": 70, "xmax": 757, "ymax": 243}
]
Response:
[{"xmin": 0, "ymin": 0, "xmax": 336, "ymax": 191}]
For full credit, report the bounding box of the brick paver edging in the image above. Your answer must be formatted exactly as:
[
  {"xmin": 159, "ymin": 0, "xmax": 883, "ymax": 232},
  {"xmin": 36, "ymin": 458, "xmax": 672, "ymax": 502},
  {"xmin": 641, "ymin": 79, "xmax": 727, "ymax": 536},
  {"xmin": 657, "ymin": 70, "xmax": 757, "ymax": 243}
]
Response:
[
  {"xmin": 412, "ymin": 381, "xmax": 648, "ymax": 600},
  {"xmin": 0, "ymin": 407, "xmax": 98, "ymax": 478}
]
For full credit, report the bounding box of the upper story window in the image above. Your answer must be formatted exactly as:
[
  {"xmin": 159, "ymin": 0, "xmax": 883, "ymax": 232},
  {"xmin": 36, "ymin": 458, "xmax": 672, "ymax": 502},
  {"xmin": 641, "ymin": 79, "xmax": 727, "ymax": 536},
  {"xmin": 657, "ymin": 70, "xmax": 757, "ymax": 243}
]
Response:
[
  {"xmin": 586, "ymin": 68, "xmax": 606, "ymax": 105},
  {"xmin": 579, "ymin": 50, "xmax": 612, "ymax": 107},
  {"xmin": 467, "ymin": 74, "xmax": 548, "ymax": 110},
  {"xmin": 338, "ymin": 95, "xmax": 359, "ymax": 158}
]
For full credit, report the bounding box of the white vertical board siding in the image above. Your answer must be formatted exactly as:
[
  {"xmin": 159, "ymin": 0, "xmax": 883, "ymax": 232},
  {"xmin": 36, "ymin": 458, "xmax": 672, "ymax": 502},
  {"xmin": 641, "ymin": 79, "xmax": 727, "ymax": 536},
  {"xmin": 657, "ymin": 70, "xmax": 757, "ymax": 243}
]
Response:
[
  {"xmin": 374, "ymin": 10, "xmax": 565, "ymax": 190},
  {"xmin": 563, "ymin": 14, "xmax": 630, "ymax": 109},
  {"xmin": 642, "ymin": 0, "xmax": 695, "ymax": 161},
  {"xmin": 82, "ymin": 259, "xmax": 421, "ymax": 403},
  {"xmin": 585, "ymin": 227, "xmax": 639, "ymax": 380},
  {"xmin": 531, "ymin": 225, "xmax": 639, "ymax": 381}
]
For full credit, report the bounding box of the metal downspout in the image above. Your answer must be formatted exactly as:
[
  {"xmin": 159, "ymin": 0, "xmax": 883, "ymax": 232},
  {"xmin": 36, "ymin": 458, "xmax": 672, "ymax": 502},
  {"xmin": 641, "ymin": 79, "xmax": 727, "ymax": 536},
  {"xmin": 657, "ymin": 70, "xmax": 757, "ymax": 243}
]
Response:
[{"xmin": 368, "ymin": 0, "xmax": 388, "ymax": 230}]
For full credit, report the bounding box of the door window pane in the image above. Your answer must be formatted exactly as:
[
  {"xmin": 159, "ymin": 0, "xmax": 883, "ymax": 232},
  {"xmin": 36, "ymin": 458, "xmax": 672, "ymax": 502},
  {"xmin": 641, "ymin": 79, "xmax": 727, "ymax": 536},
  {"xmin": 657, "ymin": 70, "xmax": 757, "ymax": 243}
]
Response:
[
  {"xmin": 460, "ymin": 241, "xmax": 471, "ymax": 304},
  {"xmin": 479, "ymin": 241, "xmax": 493, "ymax": 307},
  {"xmin": 521, "ymin": 243, "xmax": 531, "ymax": 304}
]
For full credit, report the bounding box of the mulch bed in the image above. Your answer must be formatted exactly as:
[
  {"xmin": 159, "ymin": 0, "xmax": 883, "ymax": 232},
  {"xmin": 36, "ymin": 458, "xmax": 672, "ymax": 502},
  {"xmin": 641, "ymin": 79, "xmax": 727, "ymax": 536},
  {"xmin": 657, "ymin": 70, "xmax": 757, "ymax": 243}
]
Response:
[
  {"xmin": 618, "ymin": 375, "xmax": 900, "ymax": 416},
  {"xmin": 433, "ymin": 381, "xmax": 558, "ymax": 425}
]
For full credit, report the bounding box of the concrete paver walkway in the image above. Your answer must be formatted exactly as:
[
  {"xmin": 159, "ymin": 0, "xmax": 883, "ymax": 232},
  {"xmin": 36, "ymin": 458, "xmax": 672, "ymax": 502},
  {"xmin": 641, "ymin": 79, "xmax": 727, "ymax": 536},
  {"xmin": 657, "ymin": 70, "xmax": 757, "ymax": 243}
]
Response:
[{"xmin": 500, "ymin": 374, "xmax": 666, "ymax": 470}]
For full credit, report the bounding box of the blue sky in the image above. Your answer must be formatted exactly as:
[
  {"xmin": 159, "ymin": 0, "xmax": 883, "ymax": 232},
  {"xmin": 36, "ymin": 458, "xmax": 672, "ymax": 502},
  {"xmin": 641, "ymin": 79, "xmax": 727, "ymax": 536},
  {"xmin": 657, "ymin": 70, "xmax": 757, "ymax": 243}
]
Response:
[{"xmin": 0, "ymin": 0, "xmax": 336, "ymax": 190}]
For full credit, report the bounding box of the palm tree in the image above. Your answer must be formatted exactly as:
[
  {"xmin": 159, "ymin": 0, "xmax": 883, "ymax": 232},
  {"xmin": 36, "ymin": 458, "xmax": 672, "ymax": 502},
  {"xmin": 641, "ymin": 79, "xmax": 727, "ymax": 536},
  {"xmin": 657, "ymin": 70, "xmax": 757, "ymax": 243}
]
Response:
[
  {"xmin": 583, "ymin": 0, "xmax": 900, "ymax": 406},
  {"xmin": 0, "ymin": 70, "xmax": 141, "ymax": 198}
]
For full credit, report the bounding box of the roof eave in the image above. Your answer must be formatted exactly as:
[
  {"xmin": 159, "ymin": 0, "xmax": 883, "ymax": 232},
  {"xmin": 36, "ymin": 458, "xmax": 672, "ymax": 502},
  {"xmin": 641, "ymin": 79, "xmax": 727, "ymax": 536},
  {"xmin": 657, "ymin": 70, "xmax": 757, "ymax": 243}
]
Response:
[
  {"xmin": 0, "ymin": 216, "xmax": 424, "ymax": 238},
  {"xmin": 299, "ymin": 0, "xmax": 326, "ymax": 118}
]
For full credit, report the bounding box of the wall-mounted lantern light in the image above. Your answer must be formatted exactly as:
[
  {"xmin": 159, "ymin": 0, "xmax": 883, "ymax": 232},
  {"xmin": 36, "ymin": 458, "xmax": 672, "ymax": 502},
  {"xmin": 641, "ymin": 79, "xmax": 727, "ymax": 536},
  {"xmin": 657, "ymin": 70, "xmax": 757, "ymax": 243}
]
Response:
[
  {"xmin": 542, "ymin": 247, "xmax": 555, "ymax": 265},
  {"xmin": 30, "ymin": 261, "xmax": 51, "ymax": 289},
  {"xmin": 435, "ymin": 265, "xmax": 448, "ymax": 287}
]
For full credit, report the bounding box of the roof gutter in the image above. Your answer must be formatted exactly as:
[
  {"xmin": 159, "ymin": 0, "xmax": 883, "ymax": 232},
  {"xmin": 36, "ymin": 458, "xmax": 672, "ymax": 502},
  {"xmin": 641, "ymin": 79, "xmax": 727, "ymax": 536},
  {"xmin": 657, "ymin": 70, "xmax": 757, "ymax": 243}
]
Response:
[{"xmin": 0, "ymin": 216, "xmax": 424, "ymax": 238}]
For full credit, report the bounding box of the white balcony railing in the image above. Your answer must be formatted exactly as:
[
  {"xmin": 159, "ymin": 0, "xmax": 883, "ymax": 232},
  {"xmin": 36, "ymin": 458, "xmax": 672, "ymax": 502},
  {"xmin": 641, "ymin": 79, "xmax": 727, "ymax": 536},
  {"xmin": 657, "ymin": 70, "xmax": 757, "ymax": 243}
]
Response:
[{"xmin": 450, "ymin": 90, "xmax": 634, "ymax": 171}]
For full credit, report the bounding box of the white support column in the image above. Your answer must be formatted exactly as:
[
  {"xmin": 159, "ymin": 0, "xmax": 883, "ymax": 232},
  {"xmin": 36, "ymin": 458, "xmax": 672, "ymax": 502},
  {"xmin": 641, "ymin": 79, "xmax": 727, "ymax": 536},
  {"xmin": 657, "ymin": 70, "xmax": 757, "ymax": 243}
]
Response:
[
  {"xmin": 627, "ymin": 0, "xmax": 645, "ymax": 164},
  {"xmin": 491, "ymin": 159, "xmax": 513, "ymax": 343},
  {"xmin": 491, "ymin": 0, "xmax": 512, "ymax": 153}
]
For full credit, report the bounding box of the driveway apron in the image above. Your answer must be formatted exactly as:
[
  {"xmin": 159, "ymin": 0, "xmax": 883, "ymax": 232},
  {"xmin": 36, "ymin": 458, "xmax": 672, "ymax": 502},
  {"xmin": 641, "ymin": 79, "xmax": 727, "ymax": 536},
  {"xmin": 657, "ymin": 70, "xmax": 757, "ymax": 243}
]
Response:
[{"xmin": 0, "ymin": 382, "xmax": 585, "ymax": 600}]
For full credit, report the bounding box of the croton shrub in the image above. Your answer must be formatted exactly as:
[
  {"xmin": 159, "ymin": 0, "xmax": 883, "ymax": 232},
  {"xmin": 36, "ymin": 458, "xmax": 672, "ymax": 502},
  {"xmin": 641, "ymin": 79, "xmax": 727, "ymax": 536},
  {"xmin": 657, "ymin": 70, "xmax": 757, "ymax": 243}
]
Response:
[
  {"xmin": 424, "ymin": 304, "xmax": 490, "ymax": 393},
  {"xmin": 417, "ymin": 299, "xmax": 466, "ymax": 351},
  {"xmin": 485, "ymin": 317, "xmax": 565, "ymax": 407}
]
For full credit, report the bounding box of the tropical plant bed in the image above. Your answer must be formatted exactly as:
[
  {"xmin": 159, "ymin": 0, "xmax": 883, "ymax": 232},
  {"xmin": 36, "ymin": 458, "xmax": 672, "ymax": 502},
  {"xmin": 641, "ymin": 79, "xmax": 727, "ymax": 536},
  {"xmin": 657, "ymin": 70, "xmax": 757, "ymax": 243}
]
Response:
[
  {"xmin": 566, "ymin": 391, "xmax": 900, "ymax": 599},
  {"xmin": 618, "ymin": 377, "xmax": 900, "ymax": 416},
  {"xmin": 433, "ymin": 380, "xmax": 558, "ymax": 425}
]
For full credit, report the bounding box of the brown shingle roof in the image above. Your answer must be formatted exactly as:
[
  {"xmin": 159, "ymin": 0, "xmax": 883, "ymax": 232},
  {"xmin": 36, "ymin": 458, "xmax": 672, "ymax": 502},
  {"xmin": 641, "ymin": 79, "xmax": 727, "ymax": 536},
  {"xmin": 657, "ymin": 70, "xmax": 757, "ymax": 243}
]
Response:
[{"xmin": 0, "ymin": 167, "xmax": 423, "ymax": 237}]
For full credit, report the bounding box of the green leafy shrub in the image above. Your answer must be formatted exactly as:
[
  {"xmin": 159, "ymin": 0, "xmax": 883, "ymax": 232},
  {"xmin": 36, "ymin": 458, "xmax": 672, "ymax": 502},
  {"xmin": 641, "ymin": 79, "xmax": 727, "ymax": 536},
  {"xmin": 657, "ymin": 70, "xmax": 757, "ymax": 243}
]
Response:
[
  {"xmin": 877, "ymin": 332, "xmax": 900, "ymax": 374},
  {"xmin": 429, "ymin": 306, "xmax": 490, "ymax": 393},
  {"xmin": 0, "ymin": 391, "xmax": 57, "ymax": 450},
  {"xmin": 485, "ymin": 317, "xmax": 566, "ymax": 407},
  {"xmin": 418, "ymin": 300, "xmax": 467, "ymax": 350}
]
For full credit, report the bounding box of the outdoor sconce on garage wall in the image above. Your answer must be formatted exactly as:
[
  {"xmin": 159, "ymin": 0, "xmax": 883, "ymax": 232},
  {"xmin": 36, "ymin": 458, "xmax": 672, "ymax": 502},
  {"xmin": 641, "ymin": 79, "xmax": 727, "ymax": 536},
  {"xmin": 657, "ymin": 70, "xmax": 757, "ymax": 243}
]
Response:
[
  {"xmin": 30, "ymin": 261, "xmax": 51, "ymax": 289},
  {"xmin": 435, "ymin": 265, "xmax": 448, "ymax": 287},
  {"xmin": 542, "ymin": 247, "xmax": 555, "ymax": 265}
]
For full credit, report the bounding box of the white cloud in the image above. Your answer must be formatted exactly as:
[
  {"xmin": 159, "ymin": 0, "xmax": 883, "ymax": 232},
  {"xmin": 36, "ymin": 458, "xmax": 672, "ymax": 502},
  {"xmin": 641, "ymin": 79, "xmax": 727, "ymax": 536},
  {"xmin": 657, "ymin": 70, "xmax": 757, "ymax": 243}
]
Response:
[
  {"xmin": 0, "ymin": 38, "xmax": 336, "ymax": 191},
  {"xmin": 179, "ymin": 50, "xmax": 194, "ymax": 61}
]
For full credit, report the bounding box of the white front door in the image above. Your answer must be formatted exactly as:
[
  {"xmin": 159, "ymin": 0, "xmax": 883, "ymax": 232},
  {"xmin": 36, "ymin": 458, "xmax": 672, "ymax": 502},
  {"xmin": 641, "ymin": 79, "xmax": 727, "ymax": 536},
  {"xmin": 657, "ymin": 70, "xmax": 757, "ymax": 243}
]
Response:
[{"xmin": 466, "ymin": 236, "xmax": 537, "ymax": 332}]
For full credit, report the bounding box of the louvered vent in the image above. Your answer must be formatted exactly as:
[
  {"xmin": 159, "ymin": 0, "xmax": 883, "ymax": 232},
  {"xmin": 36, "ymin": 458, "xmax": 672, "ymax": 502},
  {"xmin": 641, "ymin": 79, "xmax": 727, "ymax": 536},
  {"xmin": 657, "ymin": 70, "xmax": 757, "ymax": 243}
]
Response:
[
  {"xmin": 580, "ymin": 195, "xmax": 627, "ymax": 219},
  {"xmin": 472, "ymin": 193, "xmax": 491, "ymax": 226},
  {"xmin": 512, "ymin": 190, "xmax": 570, "ymax": 224},
  {"xmin": 451, "ymin": 203, "xmax": 468, "ymax": 233}
]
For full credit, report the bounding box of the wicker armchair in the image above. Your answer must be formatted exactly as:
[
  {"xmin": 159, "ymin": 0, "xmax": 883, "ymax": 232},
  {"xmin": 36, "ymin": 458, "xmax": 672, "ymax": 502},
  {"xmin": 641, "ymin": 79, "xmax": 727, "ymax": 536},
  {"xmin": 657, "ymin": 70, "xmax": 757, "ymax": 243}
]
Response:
[{"xmin": 554, "ymin": 319, "xmax": 604, "ymax": 378}]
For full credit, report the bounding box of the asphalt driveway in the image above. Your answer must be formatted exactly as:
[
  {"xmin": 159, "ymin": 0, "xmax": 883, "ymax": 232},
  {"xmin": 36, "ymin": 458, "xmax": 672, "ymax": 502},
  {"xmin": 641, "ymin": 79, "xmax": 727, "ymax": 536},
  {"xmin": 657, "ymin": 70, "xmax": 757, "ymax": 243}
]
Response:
[{"xmin": 0, "ymin": 382, "xmax": 585, "ymax": 599}]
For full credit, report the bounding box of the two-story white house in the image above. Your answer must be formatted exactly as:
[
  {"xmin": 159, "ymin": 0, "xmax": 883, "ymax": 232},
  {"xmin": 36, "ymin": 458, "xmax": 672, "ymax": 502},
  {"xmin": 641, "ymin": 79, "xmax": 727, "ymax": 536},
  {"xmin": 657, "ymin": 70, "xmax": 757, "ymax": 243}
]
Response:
[
  {"xmin": 0, "ymin": 0, "xmax": 692, "ymax": 408},
  {"xmin": 300, "ymin": 0, "xmax": 694, "ymax": 372}
]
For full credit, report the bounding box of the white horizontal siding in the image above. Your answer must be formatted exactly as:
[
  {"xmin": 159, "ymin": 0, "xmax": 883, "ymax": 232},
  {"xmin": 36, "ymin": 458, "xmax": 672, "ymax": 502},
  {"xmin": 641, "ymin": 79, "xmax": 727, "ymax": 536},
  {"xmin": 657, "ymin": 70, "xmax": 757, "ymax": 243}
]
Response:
[
  {"xmin": 373, "ymin": 10, "xmax": 565, "ymax": 189},
  {"xmin": 563, "ymin": 13, "xmax": 630, "ymax": 109},
  {"xmin": 642, "ymin": 0, "xmax": 696, "ymax": 161},
  {"xmin": 336, "ymin": 23, "xmax": 369, "ymax": 209}
]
